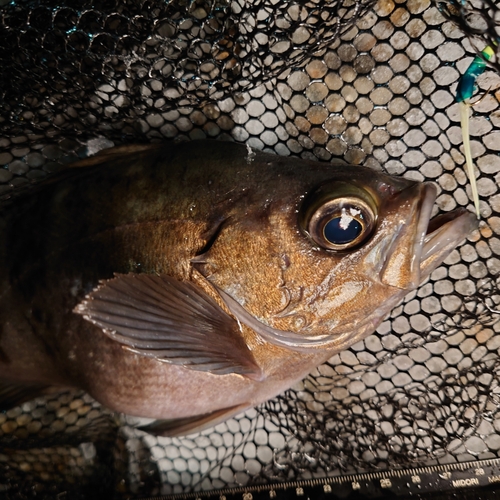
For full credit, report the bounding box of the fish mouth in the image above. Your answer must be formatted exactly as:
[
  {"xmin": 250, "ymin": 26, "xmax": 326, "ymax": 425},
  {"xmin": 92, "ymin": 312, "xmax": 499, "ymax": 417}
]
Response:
[
  {"xmin": 379, "ymin": 183, "xmax": 478, "ymax": 289},
  {"xmin": 418, "ymin": 183, "xmax": 478, "ymax": 282}
]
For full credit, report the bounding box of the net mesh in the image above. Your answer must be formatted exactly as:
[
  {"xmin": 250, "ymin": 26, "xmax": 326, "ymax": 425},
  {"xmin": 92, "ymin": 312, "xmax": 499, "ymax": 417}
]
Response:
[
  {"xmin": 0, "ymin": 0, "xmax": 377, "ymax": 148},
  {"xmin": 1, "ymin": 0, "xmax": 500, "ymax": 498}
]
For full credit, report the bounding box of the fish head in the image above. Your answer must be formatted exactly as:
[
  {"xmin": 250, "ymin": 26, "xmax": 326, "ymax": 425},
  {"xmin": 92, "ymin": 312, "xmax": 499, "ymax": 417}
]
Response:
[{"xmin": 193, "ymin": 159, "xmax": 478, "ymax": 353}]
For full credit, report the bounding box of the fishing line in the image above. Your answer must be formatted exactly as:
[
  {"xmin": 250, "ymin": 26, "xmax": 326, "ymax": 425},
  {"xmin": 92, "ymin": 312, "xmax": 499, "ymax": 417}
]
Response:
[{"xmin": 456, "ymin": 45, "xmax": 495, "ymax": 219}]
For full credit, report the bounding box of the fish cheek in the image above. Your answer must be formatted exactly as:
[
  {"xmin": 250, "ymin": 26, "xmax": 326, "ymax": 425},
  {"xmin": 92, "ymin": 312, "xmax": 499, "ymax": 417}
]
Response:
[
  {"xmin": 194, "ymin": 222, "xmax": 289, "ymax": 322},
  {"xmin": 267, "ymin": 238, "xmax": 395, "ymax": 337},
  {"xmin": 192, "ymin": 214, "xmax": 393, "ymax": 342},
  {"xmin": 193, "ymin": 214, "xmax": 354, "ymax": 333},
  {"xmin": 271, "ymin": 251, "xmax": 355, "ymax": 333}
]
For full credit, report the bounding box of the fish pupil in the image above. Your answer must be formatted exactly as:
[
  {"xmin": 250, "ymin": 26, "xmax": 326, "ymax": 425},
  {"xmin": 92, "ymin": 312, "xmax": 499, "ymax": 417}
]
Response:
[{"xmin": 324, "ymin": 217, "xmax": 362, "ymax": 245}]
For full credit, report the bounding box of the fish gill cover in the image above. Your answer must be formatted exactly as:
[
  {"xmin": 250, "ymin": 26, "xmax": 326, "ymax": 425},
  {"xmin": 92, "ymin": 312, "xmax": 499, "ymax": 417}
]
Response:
[{"xmin": 1, "ymin": 0, "xmax": 500, "ymax": 498}]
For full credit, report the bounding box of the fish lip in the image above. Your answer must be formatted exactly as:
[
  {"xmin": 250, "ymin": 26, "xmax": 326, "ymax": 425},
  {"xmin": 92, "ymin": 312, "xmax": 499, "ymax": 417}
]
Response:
[
  {"xmin": 378, "ymin": 182, "xmax": 436, "ymax": 289},
  {"xmin": 379, "ymin": 182, "xmax": 478, "ymax": 290},
  {"xmin": 419, "ymin": 186, "xmax": 479, "ymax": 279},
  {"xmin": 415, "ymin": 182, "xmax": 438, "ymax": 266}
]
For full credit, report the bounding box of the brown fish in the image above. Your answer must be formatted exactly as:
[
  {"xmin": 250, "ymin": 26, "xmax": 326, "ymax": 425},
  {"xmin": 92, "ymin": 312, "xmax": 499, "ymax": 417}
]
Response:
[{"xmin": 0, "ymin": 140, "xmax": 477, "ymax": 436}]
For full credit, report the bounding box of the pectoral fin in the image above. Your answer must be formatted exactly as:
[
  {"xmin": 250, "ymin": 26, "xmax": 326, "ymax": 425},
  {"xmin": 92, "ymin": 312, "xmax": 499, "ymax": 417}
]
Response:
[
  {"xmin": 74, "ymin": 274, "xmax": 263, "ymax": 380},
  {"xmin": 138, "ymin": 403, "xmax": 249, "ymax": 437}
]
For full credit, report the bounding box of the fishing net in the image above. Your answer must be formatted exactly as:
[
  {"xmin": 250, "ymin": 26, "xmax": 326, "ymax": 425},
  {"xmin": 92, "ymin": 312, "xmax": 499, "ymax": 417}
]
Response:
[
  {"xmin": 1, "ymin": 0, "xmax": 500, "ymax": 498},
  {"xmin": 438, "ymin": 0, "xmax": 500, "ymax": 72}
]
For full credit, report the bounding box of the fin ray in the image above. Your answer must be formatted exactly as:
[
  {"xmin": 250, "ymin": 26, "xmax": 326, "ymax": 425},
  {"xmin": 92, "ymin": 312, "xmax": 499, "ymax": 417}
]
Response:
[
  {"xmin": 138, "ymin": 404, "xmax": 249, "ymax": 437},
  {"xmin": 75, "ymin": 274, "xmax": 263, "ymax": 380}
]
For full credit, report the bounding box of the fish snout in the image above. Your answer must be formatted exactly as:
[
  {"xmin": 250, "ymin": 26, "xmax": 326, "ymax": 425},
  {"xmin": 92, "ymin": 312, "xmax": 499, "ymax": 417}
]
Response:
[
  {"xmin": 377, "ymin": 182, "xmax": 435, "ymax": 290},
  {"xmin": 378, "ymin": 181, "xmax": 478, "ymax": 290}
]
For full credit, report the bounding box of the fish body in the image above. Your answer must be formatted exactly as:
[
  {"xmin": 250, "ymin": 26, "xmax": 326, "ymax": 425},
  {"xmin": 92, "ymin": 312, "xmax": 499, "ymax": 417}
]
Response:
[{"xmin": 0, "ymin": 140, "xmax": 477, "ymax": 435}]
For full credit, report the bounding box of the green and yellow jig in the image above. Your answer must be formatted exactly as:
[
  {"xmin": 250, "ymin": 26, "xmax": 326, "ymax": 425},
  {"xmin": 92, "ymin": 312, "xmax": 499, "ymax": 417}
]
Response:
[{"xmin": 456, "ymin": 45, "xmax": 495, "ymax": 219}]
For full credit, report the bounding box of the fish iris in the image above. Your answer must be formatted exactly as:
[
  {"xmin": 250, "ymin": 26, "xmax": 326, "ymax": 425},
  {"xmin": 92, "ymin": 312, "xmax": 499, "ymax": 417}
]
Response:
[
  {"xmin": 300, "ymin": 184, "xmax": 378, "ymax": 251},
  {"xmin": 324, "ymin": 217, "xmax": 362, "ymax": 245}
]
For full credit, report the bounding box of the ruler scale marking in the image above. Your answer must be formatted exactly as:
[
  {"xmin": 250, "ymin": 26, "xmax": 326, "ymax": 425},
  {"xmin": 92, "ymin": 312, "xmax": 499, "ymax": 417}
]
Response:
[{"xmin": 141, "ymin": 458, "xmax": 500, "ymax": 500}]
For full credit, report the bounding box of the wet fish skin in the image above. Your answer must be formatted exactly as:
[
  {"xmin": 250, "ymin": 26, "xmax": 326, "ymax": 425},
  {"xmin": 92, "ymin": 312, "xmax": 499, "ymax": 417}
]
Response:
[{"xmin": 0, "ymin": 140, "xmax": 477, "ymax": 435}]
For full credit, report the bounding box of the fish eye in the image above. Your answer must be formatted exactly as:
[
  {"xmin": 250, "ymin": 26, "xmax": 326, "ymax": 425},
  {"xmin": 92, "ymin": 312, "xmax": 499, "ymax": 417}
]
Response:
[
  {"xmin": 299, "ymin": 183, "xmax": 378, "ymax": 251},
  {"xmin": 324, "ymin": 212, "xmax": 363, "ymax": 244}
]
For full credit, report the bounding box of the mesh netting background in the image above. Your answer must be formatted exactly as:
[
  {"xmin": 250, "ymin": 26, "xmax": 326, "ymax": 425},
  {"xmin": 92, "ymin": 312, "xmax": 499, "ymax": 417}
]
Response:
[{"xmin": 1, "ymin": 0, "xmax": 500, "ymax": 498}]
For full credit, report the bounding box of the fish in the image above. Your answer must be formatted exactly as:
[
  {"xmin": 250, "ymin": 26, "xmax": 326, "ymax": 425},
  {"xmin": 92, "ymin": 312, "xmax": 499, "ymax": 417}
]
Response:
[{"xmin": 0, "ymin": 139, "xmax": 478, "ymax": 436}]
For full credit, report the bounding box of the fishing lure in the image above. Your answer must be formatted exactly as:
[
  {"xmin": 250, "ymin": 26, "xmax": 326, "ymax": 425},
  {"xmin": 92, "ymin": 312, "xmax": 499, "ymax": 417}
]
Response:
[{"xmin": 455, "ymin": 45, "xmax": 495, "ymax": 219}]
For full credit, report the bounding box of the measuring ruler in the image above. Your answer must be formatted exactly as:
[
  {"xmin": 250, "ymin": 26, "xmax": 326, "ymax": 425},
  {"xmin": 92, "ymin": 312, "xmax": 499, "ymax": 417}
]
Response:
[{"xmin": 147, "ymin": 457, "xmax": 500, "ymax": 500}]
